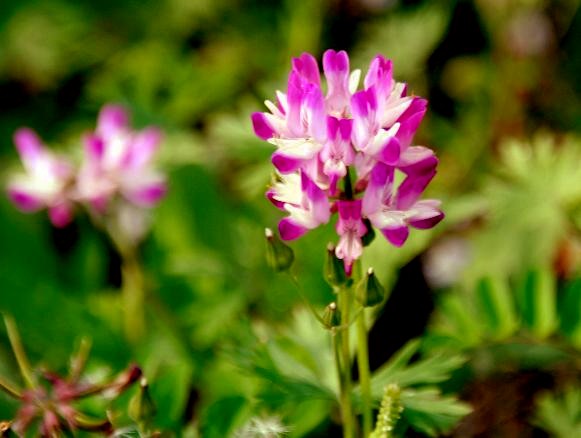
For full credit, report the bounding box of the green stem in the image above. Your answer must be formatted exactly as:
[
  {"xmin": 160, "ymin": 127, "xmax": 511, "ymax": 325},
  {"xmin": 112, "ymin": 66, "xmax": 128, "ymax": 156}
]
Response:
[
  {"xmin": 4, "ymin": 315, "xmax": 36, "ymax": 389},
  {"xmin": 357, "ymin": 311, "xmax": 372, "ymax": 437},
  {"xmin": 0, "ymin": 375, "xmax": 21, "ymax": 399},
  {"xmin": 121, "ymin": 250, "xmax": 145, "ymax": 343},
  {"xmin": 338, "ymin": 286, "xmax": 355, "ymax": 438},
  {"xmin": 288, "ymin": 273, "xmax": 326, "ymax": 326}
]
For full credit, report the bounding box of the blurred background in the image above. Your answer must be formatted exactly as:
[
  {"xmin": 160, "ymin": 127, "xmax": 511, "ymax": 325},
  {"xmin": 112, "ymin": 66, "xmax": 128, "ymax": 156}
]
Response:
[{"xmin": 0, "ymin": 0, "xmax": 580, "ymax": 436}]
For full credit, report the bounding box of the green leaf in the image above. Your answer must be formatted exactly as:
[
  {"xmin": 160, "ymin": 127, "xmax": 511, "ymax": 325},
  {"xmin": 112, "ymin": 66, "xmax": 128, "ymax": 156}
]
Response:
[
  {"xmin": 400, "ymin": 388, "xmax": 472, "ymax": 437},
  {"xmin": 200, "ymin": 396, "xmax": 249, "ymax": 438},
  {"xmin": 367, "ymin": 340, "xmax": 466, "ymax": 401},
  {"xmin": 558, "ymin": 278, "xmax": 581, "ymax": 348},
  {"xmin": 517, "ymin": 268, "xmax": 558, "ymax": 339},
  {"xmin": 476, "ymin": 276, "xmax": 518, "ymax": 339},
  {"xmin": 533, "ymin": 386, "xmax": 581, "ymax": 438},
  {"xmin": 436, "ymin": 293, "xmax": 483, "ymax": 346}
]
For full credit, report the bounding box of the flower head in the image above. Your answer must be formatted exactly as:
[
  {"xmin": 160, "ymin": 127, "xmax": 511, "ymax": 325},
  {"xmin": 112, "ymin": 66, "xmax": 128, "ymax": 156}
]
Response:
[
  {"xmin": 76, "ymin": 105, "xmax": 166, "ymax": 213},
  {"xmin": 253, "ymin": 50, "xmax": 444, "ymax": 274}
]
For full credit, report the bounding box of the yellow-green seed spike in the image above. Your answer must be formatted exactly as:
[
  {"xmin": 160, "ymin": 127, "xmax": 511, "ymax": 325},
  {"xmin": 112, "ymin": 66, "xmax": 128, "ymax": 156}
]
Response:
[{"xmin": 369, "ymin": 384, "xmax": 403, "ymax": 438}]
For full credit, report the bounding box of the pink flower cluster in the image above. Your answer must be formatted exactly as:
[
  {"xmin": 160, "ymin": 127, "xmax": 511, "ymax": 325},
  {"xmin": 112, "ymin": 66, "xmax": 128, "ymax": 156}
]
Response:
[
  {"xmin": 252, "ymin": 50, "xmax": 444, "ymax": 274},
  {"xmin": 7, "ymin": 105, "xmax": 166, "ymax": 229}
]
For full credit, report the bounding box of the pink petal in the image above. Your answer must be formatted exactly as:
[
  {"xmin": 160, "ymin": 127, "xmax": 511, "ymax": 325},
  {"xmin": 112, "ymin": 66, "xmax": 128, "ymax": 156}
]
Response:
[
  {"xmin": 396, "ymin": 171, "xmax": 436, "ymax": 210},
  {"xmin": 84, "ymin": 134, "xmax": 104, "ymax": 161},
  {"xmin": 303, "ymin": 84, "xmax": 327, "ymax": 143},
  {"xmin": 351, "ymin": 90, "xmax": 376, "ymax": 150},
  {"xmin": 7, "ymin": 187, "xmax": 43, "ymax": 212},
  {"xmin": 323, "ymin": 49, "xmax": 349, "ymax": 76},
  {"xmin": 292, "ymin": 53, "xmax": 321, "ymax": 86},
  {"xmin": 398, "ymin": 146, "xmax": 439, "ymax": 175},
  {"xmin": 378, "ymin": 136, "xmax": 401, "ymax": 165},
  {"xmin": 14, "ymin": 128, "xmax": 43, "ymax": 168},
  {"xmin": 48, "ymin": 203, "xmax": 73, "ymax": 228},
  {"xmin": 279, "ymin": 217, "xmax": 308, "ymax": 240},
  {"xmin": 408, "ymin": 201, "xmax": 444, "ymax": 229},
  {"xmin": 266, "ymin": 188, "xmax": 286, "ymax": 210},
  {"xmin": 286, "ymin": 72, "xmax": 304, "ymax": 135},
  {"xmin": 395, "ymin": 97, "xmax": 427, "ymax": 148},
  {"xmin": 409, "ymin": 210, "xmax": 444, "ymax": 230},
  {"xmin": 302, "ymin": 172, "xmax": 331, "ymax": 224},
  {"xmin": 362, "ymin": 162, "xmax": 393, "ymax": 217},
  {"xmin": 381, "ymin": 225, "xmax": 409, "ymax": 247},
  {"xmin": 126, "ymin": 127, "xmax": 162, "ymax": 169},
  {"xmin": 97, "ymin": 104, "xmax": 129, "ymax": 139},
  {"xmin": 252, "ymin": 112, "xmax": 275, "ymax": 140},
  {"xmin": 323, "ymin": 49, "xmax": 350, "ymax": 113},
  {"xmin": 364, "ymin": 55, "xmax": 393, "ymax": 96},
  {"xmin": 125, "ymin": 181, "xmax": 167, "ymax": 207},
  {"xmin": 272, "ymin": 153, "xmax": 303, "ymax": 174}
]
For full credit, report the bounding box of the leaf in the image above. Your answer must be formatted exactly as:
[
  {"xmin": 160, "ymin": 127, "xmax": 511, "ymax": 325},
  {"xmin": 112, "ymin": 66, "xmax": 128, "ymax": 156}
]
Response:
[
  {"xmin": 533, "ymin": 386, "xmax": 581, "ymax": 438},
  {"xmin": 400, "ymin": 388, "xmax": 472, "ymax": 437},
  {"xmin": 476, "ymin": 276, "xmax": 518, "ymax": 339},
  {"xmin": 558, "ymin": 278, "xmax": 581, "ymax": 348},
  {"xmin": 517, "ymin": 268, "xmax": 558, "ymax": 339},
  {"xmin": 436, "ymin": 293, "xmax": 483, "ymax": 347},
  {"xmin": 366, "ymin": 340, "xmax": 467, "ymax": 401},
  {"xmin": 200, "ymin": 396, "xmax": 249, "ymax": 438},
  {"xmin": 354, "ymin": 3, "xmax": 451, "ymax": 80}
]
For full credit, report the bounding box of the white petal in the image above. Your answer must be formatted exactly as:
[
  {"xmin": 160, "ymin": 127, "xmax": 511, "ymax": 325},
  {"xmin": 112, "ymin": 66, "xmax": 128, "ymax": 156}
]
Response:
[{"xmin": 349, "ymin": 69, "xmax": 361, "ymax": 95}]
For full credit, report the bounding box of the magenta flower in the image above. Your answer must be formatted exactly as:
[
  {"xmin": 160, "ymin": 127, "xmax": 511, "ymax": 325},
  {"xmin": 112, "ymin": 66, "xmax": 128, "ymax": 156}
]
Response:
[
  {"xmin": 335, "ymin": 200, "xmax": 367, "ymax": 275},
  {"xmin": 253, "ymin": 50, "xmax": 444, "ymax": 274},
  {"xmin": 267, "ymin": 172, "xmax": 331, "ymax": 240},
  {"xmin": 76, "ymin": 105, "xmax": 166, "ymax": 213},
  {"xmin": 362, "ymin": 162, "xmax": 443, "ymax": 247},
  {"xmin": 7, "ymin": 128, "xmax": 75, "ymax": 227}
]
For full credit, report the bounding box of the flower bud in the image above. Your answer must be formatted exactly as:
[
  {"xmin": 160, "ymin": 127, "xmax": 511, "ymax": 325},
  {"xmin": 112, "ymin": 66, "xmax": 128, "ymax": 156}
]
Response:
[
  {"xmin": 265, "ymin": 228, "xmax": 294, "ymax": 272},
  {"xmin": 324, "ymin": 243, "xmax": 348, "ymax": 287},
  {"xmin": 356, "ymin": 268, "xmax": 385, "ymax": 307},
  {"xmin": 322, "ymin": 302, "xmax": 341, "ymax": 329},
  {"xmin": 129, "ymin": 377, "xmax": 157, "ymax": 424}
]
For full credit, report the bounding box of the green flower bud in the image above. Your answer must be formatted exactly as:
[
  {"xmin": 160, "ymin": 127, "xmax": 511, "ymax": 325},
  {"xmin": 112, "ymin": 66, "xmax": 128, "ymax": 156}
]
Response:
[
  {"xmin": 324, "ymin": 243, "xmax": 348, "ymax": 288},
  {"xmin": 129, "ymin": 377, "xmax": 157, "ymax": 424},
  {"xmin": 356, "ymin": 268, "xmax": 385, "ymax": 307},
  {"xmin": 322, "ymin": 302, "xmax": 341, "ymax": 329},
  {"xmin": 265, "ymin": 228, "xmax": 294, "ymax": 272}
]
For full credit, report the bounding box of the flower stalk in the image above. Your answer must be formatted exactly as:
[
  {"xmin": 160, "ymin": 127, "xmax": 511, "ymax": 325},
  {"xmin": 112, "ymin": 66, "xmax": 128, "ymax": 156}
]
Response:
[
  {"xmin": 337, "ymin": 285, "xmax": 354, "ymax": 438},
  {"xmin": 4, "ymin": 315, "xmax": 36, "ymax": 389},
  {"xmin": 120, "ymin": 246, "xmax": 146, "ymax": 343},
  {"xmin": 356, "ymin": 311, "xmax": 372, "ymax": 437}
]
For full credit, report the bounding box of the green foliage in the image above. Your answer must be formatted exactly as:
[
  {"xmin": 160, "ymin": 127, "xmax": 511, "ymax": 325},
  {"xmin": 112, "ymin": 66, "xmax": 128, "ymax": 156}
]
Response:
[
  {"xmin": 462, "ymin": 135, "xmax": 581, "ymax": 282},
  {"xmin": 533, "ymin": 386, "xmax": 581, "ymax": 438},
  {"xmin": 433, "ymin": 269, "xmax": 581, "ymax": 349},
  {"xmin": 0, "ymin": 0, "xmax": 580, "ymax": 436},
  {"xmin": 364, "ymin": 340, "xmax": 470, "ymax": 437}
]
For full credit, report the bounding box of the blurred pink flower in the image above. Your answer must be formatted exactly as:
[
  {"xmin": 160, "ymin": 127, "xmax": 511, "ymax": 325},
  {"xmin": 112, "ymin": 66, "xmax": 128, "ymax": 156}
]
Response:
[
  {"xmin": 76, "ymin": 105, "xmax": 166, "ymax": 214},
  {"xmin": 7, "ymin": 128, "xmax": 75, "ymax": 227}
]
